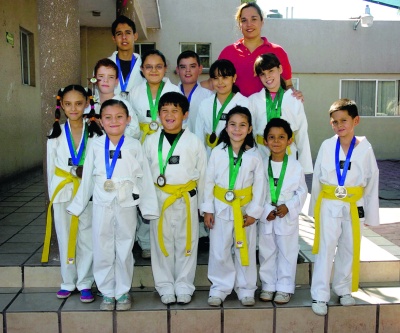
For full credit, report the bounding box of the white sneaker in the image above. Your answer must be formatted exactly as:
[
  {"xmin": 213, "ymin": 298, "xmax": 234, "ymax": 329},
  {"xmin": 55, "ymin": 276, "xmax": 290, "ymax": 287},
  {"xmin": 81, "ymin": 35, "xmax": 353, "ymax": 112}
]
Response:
[
  {"xmin": 241, "ymin": 297, "xmax": 255, "ymax": 306},
  {"xmin": 312, "ymin": 300, "xmax": 327, "ymax": 316},
  {"xmin": 141, "ymin": 249, "xmax": 151, "ymax": 259},
  {"xmin": 116, "ymin": 293, "xmax": 132, "ymax": 311},
  {"xmin": 161, "ymin": 294, "xmax": 176, "ymax": 305},
  {"xmin": 177, "ymin": 294, "xmax": 191, "ymax": 304},
  {"xmin": 260, "ymin": 290, "xmax": 274, "ymax": 302},
  {"xmin": 340, "ymin": 294, "xmax": 355, "ymax": 306},
  {"xmin": 100, "ymin": 296, "xmax": 115, "ymax": 311},
  {"xmin": 274, "ymin": 292, "xmax": 291, "ymax": 304},
  {"xmin": 208, "ymin": 296, "xmax": 222, "ymax": 307}
]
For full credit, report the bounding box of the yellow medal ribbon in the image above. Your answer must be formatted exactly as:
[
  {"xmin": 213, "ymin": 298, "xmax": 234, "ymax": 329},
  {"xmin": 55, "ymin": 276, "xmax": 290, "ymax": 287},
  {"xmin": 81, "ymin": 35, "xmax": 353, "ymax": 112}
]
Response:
[
  {"xmin": 140, "ymin": 122, "xmax": 158, "ymax": 143},
  {"xmin": 312, "ymin": 184, "xmax": 364, "ymax": 292},
  {"xmin": 256, "ymin": 134, "xmax": 293, "ymax": 155},
  {"xmin": 155, "ymin": 180, "xmax": 197, "ymax": 257},
  {"xmin": 41, "ymin": 167, "xmax": 80, "ymax": 264},
  {"xmin": 205, "ymin": 133, "xmax": 219, "ymax": 149},
  {"xmin": 214, "ymin": 185, "xmax": 253, "ymax": 266}
]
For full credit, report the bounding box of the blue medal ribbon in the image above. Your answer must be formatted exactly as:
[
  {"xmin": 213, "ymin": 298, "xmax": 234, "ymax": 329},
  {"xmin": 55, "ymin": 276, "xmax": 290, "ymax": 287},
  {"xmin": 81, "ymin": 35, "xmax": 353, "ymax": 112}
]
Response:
[
  {"xmin": 180, "ymin": 83, "xmax": 198, "ymax": 102},
  {"xmin": 116, "ymin": 55, "xmax": 136, "ymax": 93},
  {"xmin": 64, "ymin": 121, "xmax": 87, "ymax": 166},
  {"xmin": 335, "ymin": 136, "xmax": 356, "ymax": 186},
  {"xmin": 105, "ymin": 135, "xmax": 125, "ymax": 180}
]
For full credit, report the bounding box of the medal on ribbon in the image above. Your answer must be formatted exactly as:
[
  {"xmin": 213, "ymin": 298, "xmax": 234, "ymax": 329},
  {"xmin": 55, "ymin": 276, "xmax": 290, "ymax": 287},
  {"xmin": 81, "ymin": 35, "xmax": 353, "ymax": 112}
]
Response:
[
  {"xmin": 207, "ymin": 93, "xmax": 234, "ymax": 146},
  {"xmin": 116, "ymin": 55, "xmax": 136, "ymax": 96},
  {"xmin": 265, "ymin": 87, "xmax": 284, "ymax": 122},
  {"xmin": 335, "ymin": 136, "xmax": 356, "ymax": 199},
  {"xmin": 225, "ymin": 146, "xmax": 244, "ymax": 202},
  {"xmin": 180, "ymin": 83, "xmax": 198, "ymax": 102},
  {"xmin": 146, "ymin": 81, "xmax": 165, "ymax": 130},
  {"xmin": 104, "ymin": 135, "xmax": 124, "ymax": 192},
  {"xmin": 64, "ymin": 120, "xmax": 88, "ymax": 177},
  {"xmin": 268, "ymin": 154, "xmax": 288, "ymax": 210}
]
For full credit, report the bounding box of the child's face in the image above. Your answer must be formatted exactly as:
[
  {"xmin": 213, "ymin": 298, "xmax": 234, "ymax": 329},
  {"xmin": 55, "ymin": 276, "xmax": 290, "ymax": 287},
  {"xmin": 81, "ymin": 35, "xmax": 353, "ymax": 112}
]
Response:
[
  {"xmin": 158, "ymin": 103, "xmax": 187, "ymax": 134},
  {"xmin": 212, "ymin": 72, "xmax": 237, "ymax": 97},
  {"xmin": 142, "ymin": 55, "xmax": 167, "ymax": 85},
  {"xmin": 330, "ymin": 110, "xmax": 359, "ymax": 139},
  {"xmin": 112, "ymin": 23, "xmax": 138, "ymax": 52},
  {"xmin": 96, "ymin": 66, "xmax": 118, "ymax": 95},
  {"xmin": 61, "ymin": 90, "xmax": 88, "ymax": 122},
  {"xmin": 176, "ymin": 57, "xmax": 203, "ymax": 85},
  {"xmin": 226, "ymin": 113, "xmax": 252, "ymax": 145},
  {"xmin": 100, "ymin": 105, "xmax": 131, "ymax": 138},
  {"xmin": 264, "ymin": 127, "xmax": 292, "ymax": 156},
  {"xmin": 258, "ymin": 66, "xmax": 282, "ymax": 93}
]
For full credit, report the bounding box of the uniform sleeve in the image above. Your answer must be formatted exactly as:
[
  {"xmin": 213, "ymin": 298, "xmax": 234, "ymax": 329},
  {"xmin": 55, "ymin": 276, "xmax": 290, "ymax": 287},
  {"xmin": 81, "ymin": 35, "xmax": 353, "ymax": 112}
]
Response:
[
  {"xmin": 136, "ymin": 143, "xmax": 160, "ymax": 220},
  {"xmin": 286, "ymin": 166, "xmax": 308, "ymax": 221},
  {"xmin": 200, "ymin": 149, "xmax": 216, "ymax": 215},
  {"xmin": 195, "ymin": 140, "xmax": 208, "ymax": 209},
  {"xmin": 308, "ymin": 145, "xmax": 323, "ymax": 216},
  {"xmin": 46, "ymin": 138, "xmax": 57, "ymax": 199},
  {"xmin": 124, "ymin": 102, "xmax": 141, "ymax": 140},
  {"xmin": 363, "ymin": 148, "xmax": 380, "ymax": 226},
  {"xmin": 195, "ymin": 101, "xmax": 206, "ymax": 144},
  {"xmin": 293, "ymin": 101, "xmax": 313, "ymax": 174},
  {"xmin": 245, "ymin": 153, "xmax": 266, "ymax": 219},
  {"xmin": 67, "ymin": 143, "xmax": 95, "ymax": 216}
]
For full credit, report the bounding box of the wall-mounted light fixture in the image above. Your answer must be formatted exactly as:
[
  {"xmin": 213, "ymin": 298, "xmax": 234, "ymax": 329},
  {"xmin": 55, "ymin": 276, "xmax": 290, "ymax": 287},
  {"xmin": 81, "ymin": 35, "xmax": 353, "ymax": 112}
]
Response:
[
  {"xmin": 92, "ymin": 10, "xmax": 101, "ymax": 17},
  {"xmin": 353, "ymin": 5, "xmax": 373, "ymax": 30}
]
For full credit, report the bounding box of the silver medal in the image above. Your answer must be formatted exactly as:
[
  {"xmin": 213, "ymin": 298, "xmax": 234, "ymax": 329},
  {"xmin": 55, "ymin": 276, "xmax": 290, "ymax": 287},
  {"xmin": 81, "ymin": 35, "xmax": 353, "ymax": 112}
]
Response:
[
  {"xmin": 157, "ymin": 175, "xmax": 166, "ymax": 187},
  {"xmin": 120, "ymin": 91, "xmax": 128, "ymax": 99},
  {"xmin": 149, "ymin": 121, "xmax": 159, "ymax": 131},
  {"xmin": 224, "ymin": 190, "xmax": 235, "ymax": 202},
  {"xmin": 334, "ymin": 186, "xmax": 347, "ymax": 199},
  {"xmin": 70, "ymin": 166, "xmax": 78, "ymax": 177},
  {"xmin": 104, "ymin": 180, "xmax": 115, "ymax": 192}
]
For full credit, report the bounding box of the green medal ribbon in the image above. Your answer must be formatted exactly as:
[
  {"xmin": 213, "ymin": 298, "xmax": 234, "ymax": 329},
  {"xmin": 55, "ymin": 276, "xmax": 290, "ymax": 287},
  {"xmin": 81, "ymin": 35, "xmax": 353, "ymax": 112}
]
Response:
[
  {"xmin": 65, "ymin": 122, "xmax": 89, "ymax": 166},
  {"xmin": 268, "ymin": 154, "xmax": 288, "ymax": 205},
  {"xmin": 146, "ymin": 81, "xmax": 165, "ymax": 121},
  {"xmin": 228, "ymin": 146, "xmax": 244, "ymax": 190},
  {"xmin": 212, "ymin": 92, "xmax": 234, "ymax": 134},
  {"xmin": 158, "ymin": 130, "xmax": 184, "ymax": 176},
  {"xmin": 265, "ymin": 87, "xmax": 284, "ymax": 122}
]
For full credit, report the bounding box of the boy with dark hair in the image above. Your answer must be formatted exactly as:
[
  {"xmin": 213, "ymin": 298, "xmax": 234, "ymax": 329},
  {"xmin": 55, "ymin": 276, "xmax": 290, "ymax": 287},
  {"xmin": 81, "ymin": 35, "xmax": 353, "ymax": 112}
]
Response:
[
  {"xmin": 109, "ymin": 15, "xmax": 144, "ymax": 98},
  {"xmin": 309, "ymin": 98, "xmax": 379, "ymax": 316},
  {"xmin": 143, "ymin": 92, "xmax": 207, "ymax": 305}
]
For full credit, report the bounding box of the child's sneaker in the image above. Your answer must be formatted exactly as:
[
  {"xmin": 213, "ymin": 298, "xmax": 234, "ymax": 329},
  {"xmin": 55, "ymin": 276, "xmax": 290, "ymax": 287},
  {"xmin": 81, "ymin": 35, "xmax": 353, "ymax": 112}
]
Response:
[
  {"xmin": 161, "ymin": 294, "xmax": 176, "ymax": 305},
  {"xmin": 116, "ymin": 293, "xmax": 132, "ymax": 310},
  {"xmin": 177, "ymin": 294, "xmax": 191, "ymax": 304},
  {"xmin": 100, "ymin": 296, "xmax": 115, "ymax": 311},
  {"xmin": 274, "ymin": 292, "xmax": 291, "ymax": 304},
  {"xmin": 259, "ymin": 290, "xmax": 274, "ymax": 302},
  {"xmin": 208, "ymin": 296, "xmax": 222, "ymax": 307},
  {"xmin": 141, "ymin": 249, "xmax": 151, "ymax": 259},
  {"xmin": 56, "ymin": 289, "xmax": 72, "ymax": 299},
  {"xmin": 339, "ymin": 294, "xmax": 355, "ymax": 306},
  {"xmin": 312, "ymin": 300, "xmax": 327, "ymax": 316},
  {"xmin": 241, "ymin": 297, "xmax": 255, "ymax": 306},
  {"xmin": 80, "ymin": 289, "xmax": 95, "ymax": 303}
]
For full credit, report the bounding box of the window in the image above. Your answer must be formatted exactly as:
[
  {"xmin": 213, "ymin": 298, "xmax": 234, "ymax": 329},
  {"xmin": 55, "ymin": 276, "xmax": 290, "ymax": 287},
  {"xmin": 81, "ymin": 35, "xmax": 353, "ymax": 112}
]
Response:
[
  {"xmin": 20, "ymin": 28, "xmax": 35, "ymax": 86},
  {"xmin": 180, "ymin": 43, "xmax": 211, "ymax": 69},
  {"xmin": 134, "ymin": 43, "xmax": 156, "ymax": 55},
  {"xmin": 340, "ymin": 79, "xmax": 400, "ymax": 117},
  {"xmin": 291, "ymin": 78, "xmax": 299, "ymax": 91}
]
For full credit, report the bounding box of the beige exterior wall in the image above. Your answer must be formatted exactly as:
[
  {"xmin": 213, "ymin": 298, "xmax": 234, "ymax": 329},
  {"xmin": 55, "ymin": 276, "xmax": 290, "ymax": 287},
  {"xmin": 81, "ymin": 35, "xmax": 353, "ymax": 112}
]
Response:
[{"xmin": 0, "ymin": 0, "xmax": 42, "ymax": 181}]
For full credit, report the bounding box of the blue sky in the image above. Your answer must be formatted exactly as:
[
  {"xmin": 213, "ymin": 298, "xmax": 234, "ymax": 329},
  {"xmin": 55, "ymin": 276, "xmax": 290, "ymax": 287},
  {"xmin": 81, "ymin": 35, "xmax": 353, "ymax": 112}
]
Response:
[{"xmin": 258, "ymin": 0, "xmax": 400, "ymax": 20}]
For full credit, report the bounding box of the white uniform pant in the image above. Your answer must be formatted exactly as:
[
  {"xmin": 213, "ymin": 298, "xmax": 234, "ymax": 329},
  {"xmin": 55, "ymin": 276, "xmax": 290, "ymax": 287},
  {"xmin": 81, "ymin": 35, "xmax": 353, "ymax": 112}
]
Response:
[
  {"xmin": 136, "ymin": 211, "xmax": 150, "ymax": 250},
  {"xmin": 92, "ymin": 201, "xmax": 137, "ymax": 299},
  {"xmin": 311, "ymin": 201, "xmax": 356, "ymax": 302},
  {"xmin": 53, "ymin": 201, "xmax": 94, "ymax": 291},
  {"xmin": 208, "ymin": 216, "xmax": 257, "ymax": 301},
  {"xmin": 258, "ymin": 226, "xmax": 298, "ymax": 294},
  {"xmin": 150, "ymin": 192, "xmax": 199, "ymax": 296}
]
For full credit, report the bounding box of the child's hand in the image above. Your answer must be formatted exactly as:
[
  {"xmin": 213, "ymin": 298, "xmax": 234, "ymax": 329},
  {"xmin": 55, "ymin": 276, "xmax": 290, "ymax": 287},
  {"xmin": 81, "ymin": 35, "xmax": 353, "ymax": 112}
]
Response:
[
  {"xmin": 266, "ymin": 211, "xmax": 276, "ymax": 221},
  {"xmin": 276, "ymin": 204, "xmax": 289, "ymax": 218},
  {"xmin": 243, "ymin": 215, "xmax": 256, "ymax": 227},
  {"xmin": 204, "ymin": 213, "xmax": 215, "ymax": 229}
]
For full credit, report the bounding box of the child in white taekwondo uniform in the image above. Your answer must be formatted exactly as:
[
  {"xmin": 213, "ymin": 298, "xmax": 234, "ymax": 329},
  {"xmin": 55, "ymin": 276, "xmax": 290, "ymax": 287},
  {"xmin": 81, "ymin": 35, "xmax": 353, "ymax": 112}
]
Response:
[
  {"xmin": 201, "ymin": 106, "xmax": 265, "ymax": 307},
  {"xmin": 93, "ymin": 58, "xmax": 140, "ymax": 139},
  {"xmin": 67, "ymin": 99, "xmax": 159, "ymax": 311},
  {"xmin": 143, "ymin": 92, "xmax": 207, "ymax": 305},
  {"xmin": 309, "ymin": 99, "xmax": 379, "ymax": 316},
  {"xmin": 249, "ymin": 53, "xmax": 313, "ymax": 174},
  {"xmin": 195, "ymin": 59, "xmax": 249, "ymax": 158},
  {"xmin": 176, "ymin": 50, "xmax": 213, "ymax": 132},
  {"xmin": 109, "ymin": 15, "xmax": 144, "ymax": 96},
  {"xmin": 128, "ymin": 50, "xmax": 181, "ymax": 144},
  {"xmin": 43, "ymin": 85, "xmax": 103, "ymax": 302},
  {"xmin": 258, "ymin": 118, "xmax": 307, "ymax": 305}
]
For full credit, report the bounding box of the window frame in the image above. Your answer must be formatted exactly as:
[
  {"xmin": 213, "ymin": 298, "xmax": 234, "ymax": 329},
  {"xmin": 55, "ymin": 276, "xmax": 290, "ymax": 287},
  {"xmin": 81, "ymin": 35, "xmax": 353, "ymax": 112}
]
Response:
[
  {"xmin": 134, "ymin": 43, "xmax": 156, "ymax": 56},
  {"xmin": 179, "ymin": 43, "xmax": 211, "ymax": 71},
  {"xmin": 20, "ymin": 27, "xmax": 35, "ymax": 86}
]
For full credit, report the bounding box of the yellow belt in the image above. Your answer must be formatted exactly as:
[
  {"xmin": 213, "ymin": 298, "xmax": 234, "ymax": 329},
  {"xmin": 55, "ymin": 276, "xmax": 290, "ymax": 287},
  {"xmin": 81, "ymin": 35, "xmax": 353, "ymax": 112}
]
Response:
[
  {"xmin": 256, "ymin": 134, "xmax": 294, "ymax": 155},
  {"xmin": 41, "ymin": 167, "xmax": 80, "ymax": 265},
  {"xmin": 140, "ymin": 122, "xmax": 158, "ymax": 143},
  {"xmin": 214, "ymin": 185, "xmax": 253, "ymax": 266},
  {"xmin": 205, "ymin": 133, "xmax": 219, "ymax": 149},
  {"xmin": 312, "ymin": 184, "xmax": 364, "ymax": 292},
  {"xmin": 156, "ymin": 180, "xmax": 197, "ymax": 257}
]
